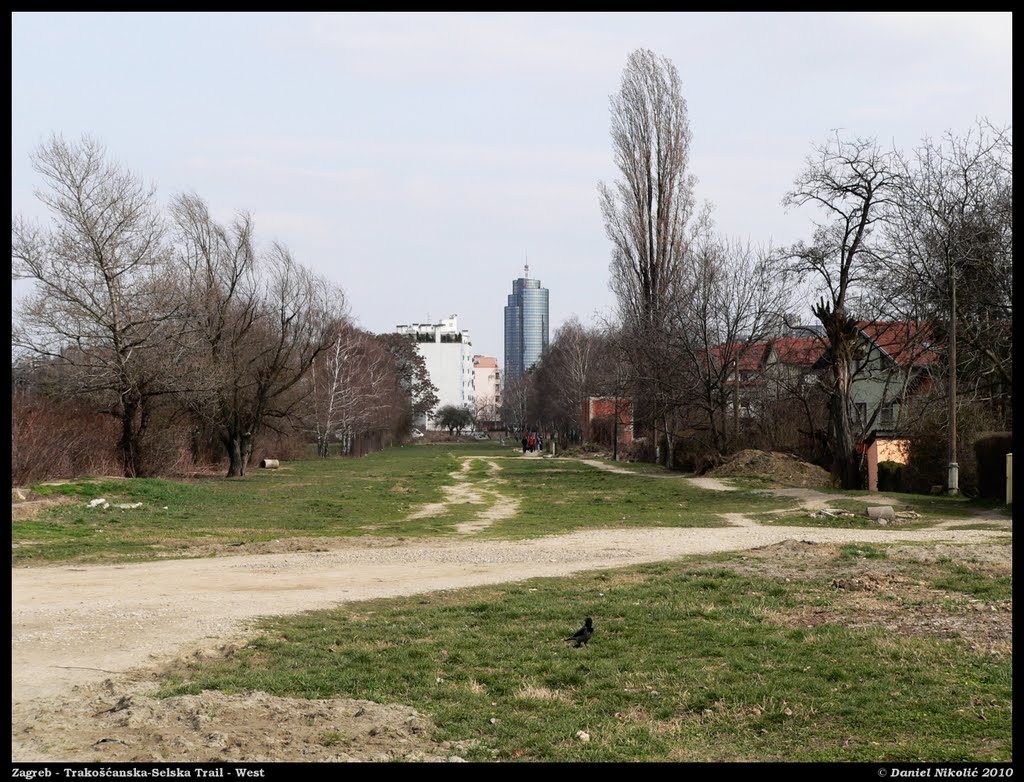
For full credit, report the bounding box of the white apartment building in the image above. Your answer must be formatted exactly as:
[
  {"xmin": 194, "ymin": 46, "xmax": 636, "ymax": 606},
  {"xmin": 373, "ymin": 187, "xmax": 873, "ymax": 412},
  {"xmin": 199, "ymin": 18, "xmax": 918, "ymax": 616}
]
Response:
[{"xmin": 395, "ymin": 315, "xmax": 475, "ymax": 430}]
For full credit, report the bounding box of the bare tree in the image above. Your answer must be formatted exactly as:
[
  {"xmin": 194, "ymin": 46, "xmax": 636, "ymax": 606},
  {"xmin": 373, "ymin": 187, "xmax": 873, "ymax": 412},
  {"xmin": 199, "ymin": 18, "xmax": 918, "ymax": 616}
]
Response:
[
  {"xmin": 667, "ymin": 229, "xmax": 788, "ymax": 454},
  {"xmin": 171, "ymin": 193, "xmax": 341, "ymax": 476},
  {"xmin": 500, "ymin": 371, "xmax": 531, "ymax": 435},
  {"xmin": 778, "ymin": 133, "xmax": 900, "ymax": 488},
  {"xmin": 599, "ymin": 48, "xmax": 697, "ymax": 466},
  {"xmin": 326, "ymin": 328, "xmax": 400, "ymax": 456},
  {"xmin": 528, "ymin": 317, "xmax": 610, "ymax": 445},
  {"xmin": 306, "ymin": 320, "xmax": 360, "ymax": 457},
  {"xmin": 886, "ymin": 121, "xmax": 1012, "ymax": 490},
  {"xmin": 12, "ymin": 135, "xmax": 175, "ymax": 476}
]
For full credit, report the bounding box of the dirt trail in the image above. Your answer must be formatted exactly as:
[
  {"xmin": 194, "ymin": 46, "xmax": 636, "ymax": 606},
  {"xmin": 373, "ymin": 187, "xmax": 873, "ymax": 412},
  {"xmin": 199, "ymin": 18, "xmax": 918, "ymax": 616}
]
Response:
[
  {"xmin": 12, "ymin": 524, "xmax": 1008, "ymax": 706},
  {"xmin": 578, "ymin": 458, "xmax": 737, "ymax": 491},
  {"xmin": 406, "ymin": 456, "xmax": 520, "ymax": 533},
  {"xmin": 575, "ymin": 459, "xmax": 926, "ymax": 509}
]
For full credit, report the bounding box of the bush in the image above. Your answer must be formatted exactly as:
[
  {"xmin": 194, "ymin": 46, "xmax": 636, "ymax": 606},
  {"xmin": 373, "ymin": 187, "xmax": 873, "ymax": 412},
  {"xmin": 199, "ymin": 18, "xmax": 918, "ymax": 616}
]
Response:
[
  {"xmin": 11, "ymin": 392, "xmax": 120, "ymax": 484},
  {"xmin": 904, "ymin": 399, "xmax": 1003, "ymax": 496},
  {"xmin": 974, "ymin": 433, "xmax": 1012, "ymax": 501},
  {"xmin": 624, "ymin": 436, "xmax": 653, "ymax": 463},
  {"xmin": 877, "ymin": 460, "xmax": 905, "ymax": 493}
]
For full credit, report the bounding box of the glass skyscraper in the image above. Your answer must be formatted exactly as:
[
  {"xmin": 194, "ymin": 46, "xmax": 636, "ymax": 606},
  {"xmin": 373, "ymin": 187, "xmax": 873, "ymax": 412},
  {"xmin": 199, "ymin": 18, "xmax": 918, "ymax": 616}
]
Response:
[{"xmin": 504, "ymin": 267, "xmax": 549, "ymax": 382}]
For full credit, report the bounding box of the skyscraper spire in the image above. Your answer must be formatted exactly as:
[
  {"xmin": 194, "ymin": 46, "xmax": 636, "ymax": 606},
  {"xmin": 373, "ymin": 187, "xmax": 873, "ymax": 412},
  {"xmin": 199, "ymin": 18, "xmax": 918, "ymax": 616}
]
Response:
[{"xmin": 524, "ymin": 251, "xmax": 529, "ymax": 280}]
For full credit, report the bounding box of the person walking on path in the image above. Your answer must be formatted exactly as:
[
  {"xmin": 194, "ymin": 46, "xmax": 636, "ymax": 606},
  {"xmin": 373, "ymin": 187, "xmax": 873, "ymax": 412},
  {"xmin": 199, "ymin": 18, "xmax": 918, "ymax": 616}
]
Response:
[{"xmin": 522, "ymin": 435, "xmax": 528, "ymax": 453}]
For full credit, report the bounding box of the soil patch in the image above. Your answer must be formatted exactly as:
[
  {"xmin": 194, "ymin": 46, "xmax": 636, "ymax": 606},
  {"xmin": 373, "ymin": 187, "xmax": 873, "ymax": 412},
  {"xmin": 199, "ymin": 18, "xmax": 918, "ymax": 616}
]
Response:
[
  {"xmin": 406, "ymin": 457, "xmax": 519, "ymax": 534},
  {"xmin": 12, "ymin": 674, "xmax": 472, "ymax": 763},
  {"xmin": 11, "ymin": 494, "xmax": 76, "ymax": 521},
  {"xmin": 731, "ymin": 540, "xmax": 1011, "ymax": 657}
]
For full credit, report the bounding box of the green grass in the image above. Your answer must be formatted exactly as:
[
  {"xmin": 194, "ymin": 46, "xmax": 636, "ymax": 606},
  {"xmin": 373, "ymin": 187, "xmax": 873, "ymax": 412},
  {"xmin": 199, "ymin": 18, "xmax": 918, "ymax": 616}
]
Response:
[
  {"xmin": 928, "ymin": 565, "xmax": 1012, "ymax": 601},
  {"xmin": 13, "ymin": 443, "xmax": 1010, "ymax": 564},
  {"xmin": 158, "ymin": 550, "xmax": 1012, "ymax": 762},
  {"xmin": 474, "ymin": 457, "xmax": 797, "ymax": 539},
  {"xmin": 600, "ymin": 463, "xmax": 1010, "ymax": 526},
  {"xmin": 836, "ymin": 491, "xmax": 1011, "ymax": 520},
  {"xmin": 16, "ymin": 446, "xmax": 484, "ymax": 564},
  {"xmin": 13, "ymin": 443, "xmax": 797, "ymax": 564},
  {"xmin": 753, "ymin": 492, "xmax": 1008, "ymax": 530},
  {"xmin": 838, "ymin": 543, "xmax": 888, "ymax": 560}
]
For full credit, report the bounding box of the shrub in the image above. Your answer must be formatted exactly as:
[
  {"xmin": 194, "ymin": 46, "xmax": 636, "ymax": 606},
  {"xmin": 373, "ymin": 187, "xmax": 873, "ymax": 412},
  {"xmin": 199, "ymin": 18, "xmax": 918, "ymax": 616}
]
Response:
[
  {"xmin": 974, "ymin": 433, "xmax": 1012, "ymax": 501},
  {"xmin": 877, "ymin": 460, "xmax": 905, "ymax": 493},
  {"xmin": 11, "ymin": 392, "xmax": 120, "ymax": 484},
  {"xmin": 904, "ymin": 398, "xmax": 1003, "ymax": 496}
]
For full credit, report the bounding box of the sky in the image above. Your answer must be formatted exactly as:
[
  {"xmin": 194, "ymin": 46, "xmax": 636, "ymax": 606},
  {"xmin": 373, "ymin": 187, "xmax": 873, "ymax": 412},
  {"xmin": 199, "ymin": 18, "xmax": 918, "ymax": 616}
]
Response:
[{"xmin": 11, "ymin": 12, "xmax": 1012, "ymax": 367}]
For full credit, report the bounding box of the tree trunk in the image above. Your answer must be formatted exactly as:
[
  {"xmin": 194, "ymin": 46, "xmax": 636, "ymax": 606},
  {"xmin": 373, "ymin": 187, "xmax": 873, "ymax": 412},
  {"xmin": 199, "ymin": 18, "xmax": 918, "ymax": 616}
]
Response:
[
  {"xmin": 225, "ymin": 435, "xmax": 244, "ymax": 477},
  {"xmin": 663, "ymin": 414, "xmax": 675, "ymax": 470},
  {"xmin": 828, "ymin": 337, "xmax": 860, "ymax": 489},
  {"xmin": 223, "ymin": 427, "xmax": 253, "ymax": 478},
  {"xmin": 118, "ymin": 400, "xmax": 143, "ymax": 478},
  {"xmin": 829, "ymin": 388, "xmax": 859, "ymax": 489}
]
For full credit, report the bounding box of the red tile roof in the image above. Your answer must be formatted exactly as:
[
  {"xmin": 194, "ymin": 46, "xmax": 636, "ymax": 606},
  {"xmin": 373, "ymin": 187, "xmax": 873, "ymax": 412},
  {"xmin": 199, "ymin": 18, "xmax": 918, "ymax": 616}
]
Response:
[
  {"xmin": 473, "ymin": 355, "xmax": 498, "ymax": 368},
  {"xmin": 856, "ymin": 321, "xmax": 940, "ymax": 367},
  {"xmin": 707, "ymin": 321, "xmax": 938, "ymax": 374},
  {"xmin": 772, "ymin": 337, "xmax": 827, "ymax": 368},
  {"xmin": 709, "ymin": 342, "xmax": 772, "ymax": 371}
]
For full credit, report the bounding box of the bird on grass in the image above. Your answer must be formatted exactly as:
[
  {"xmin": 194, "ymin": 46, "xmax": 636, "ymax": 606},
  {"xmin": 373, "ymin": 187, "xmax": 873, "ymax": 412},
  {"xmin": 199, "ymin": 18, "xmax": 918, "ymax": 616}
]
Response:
[{"xmin": 564, "ymin": 617, "xmax": 594, "ymax": 648}]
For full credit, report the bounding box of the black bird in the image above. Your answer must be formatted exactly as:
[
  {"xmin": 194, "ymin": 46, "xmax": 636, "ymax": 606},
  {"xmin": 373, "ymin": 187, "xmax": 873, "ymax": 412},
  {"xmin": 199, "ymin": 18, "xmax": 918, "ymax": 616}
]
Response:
[{"xmin": 564, "ymin": 617, "xmax": 594, "ymax": 647}]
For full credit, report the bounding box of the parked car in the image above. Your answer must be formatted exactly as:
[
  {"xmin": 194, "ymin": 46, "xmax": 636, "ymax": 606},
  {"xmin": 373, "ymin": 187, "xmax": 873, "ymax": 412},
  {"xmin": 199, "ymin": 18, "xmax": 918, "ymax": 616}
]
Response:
[
  {"xmin": 410, "ymin": 428, "xmax": 424, "ymax": 439},
  {"xmin": 472, "ymin": 431, "xmax": 489, "ymax": 440}
]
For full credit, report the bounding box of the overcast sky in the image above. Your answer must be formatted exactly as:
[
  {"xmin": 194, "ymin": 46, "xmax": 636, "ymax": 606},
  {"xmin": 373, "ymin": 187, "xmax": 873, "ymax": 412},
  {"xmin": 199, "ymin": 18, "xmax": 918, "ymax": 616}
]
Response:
[{"xmin": 11, "ymin": 12, "xmax": 1012, "ymax": 366}]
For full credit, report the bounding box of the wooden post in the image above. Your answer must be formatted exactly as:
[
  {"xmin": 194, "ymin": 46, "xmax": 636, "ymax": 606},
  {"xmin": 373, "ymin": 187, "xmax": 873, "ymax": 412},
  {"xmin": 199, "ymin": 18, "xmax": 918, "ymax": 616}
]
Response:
[{"xmin": 1007, "ymin": 453, "xmax": 1013, "ymax": 504}]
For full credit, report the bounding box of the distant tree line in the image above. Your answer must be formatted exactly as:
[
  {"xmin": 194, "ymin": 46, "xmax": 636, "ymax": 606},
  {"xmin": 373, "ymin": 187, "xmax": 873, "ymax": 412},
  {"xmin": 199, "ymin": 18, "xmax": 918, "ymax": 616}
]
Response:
[{"xmin": 12, "ymin": 135, "xmax": 438, "ymax": 483}]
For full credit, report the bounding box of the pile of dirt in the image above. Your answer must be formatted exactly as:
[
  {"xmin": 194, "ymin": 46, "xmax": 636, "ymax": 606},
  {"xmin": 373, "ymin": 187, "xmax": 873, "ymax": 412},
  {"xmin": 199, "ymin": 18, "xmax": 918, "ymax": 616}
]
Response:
[
  {"xmin": 709, "ymin": 450, "xmax": 832, "ymax": 489},
  {"xmin": 750, "ymin": 539, "xmax": 842, "ymax": 560},
  {"xmin": 12, "ymin": 678, "xmax": 478, "ymax": 763}
]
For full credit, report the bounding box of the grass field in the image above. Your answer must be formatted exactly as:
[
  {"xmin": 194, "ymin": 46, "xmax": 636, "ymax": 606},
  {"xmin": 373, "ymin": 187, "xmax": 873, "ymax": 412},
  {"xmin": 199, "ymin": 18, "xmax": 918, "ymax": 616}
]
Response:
[
  {"xmin": 13, "ymin": 443, "xmax": 1007, "ymax": 564},
  {"xmin": 12, "ymin": 443, "xmax": 1012, "ymax": 762},
  {"xmin": 11, "ymin": 443, "xmax": 790, "ymax": 564},
  {"xmin": 158, "ymin": 540, "xmax": 1012, "ymax": 762}
]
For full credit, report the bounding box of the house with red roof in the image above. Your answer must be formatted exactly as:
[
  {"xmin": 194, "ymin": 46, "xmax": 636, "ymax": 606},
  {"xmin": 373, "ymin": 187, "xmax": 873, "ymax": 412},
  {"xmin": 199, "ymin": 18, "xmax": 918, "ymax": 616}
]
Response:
[{"xmin": 716, "ymin": 321, "xmax": 940, "ymax": 447}]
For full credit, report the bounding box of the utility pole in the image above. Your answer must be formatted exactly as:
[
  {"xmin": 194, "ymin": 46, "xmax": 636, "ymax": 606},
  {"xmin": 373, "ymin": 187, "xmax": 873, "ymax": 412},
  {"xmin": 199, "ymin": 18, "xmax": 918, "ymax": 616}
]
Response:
[
  {"xmin": 734, "ymin": 355, "xmax": 740, "ymax": 444},
  {"xmin": 613, "ymin": 397, "xmax": 619, "ymax": 462},
  {"xmin": 947, "ymin": 270, "xmax": 959, "ymax": 495}
]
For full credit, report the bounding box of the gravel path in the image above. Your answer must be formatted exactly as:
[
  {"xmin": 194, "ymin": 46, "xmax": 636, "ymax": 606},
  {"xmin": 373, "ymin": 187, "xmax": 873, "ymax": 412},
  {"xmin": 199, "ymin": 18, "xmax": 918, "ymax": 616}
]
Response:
[{"xmin": 12, "ymin": 522, "xmax": 1009, "ymax": 707}]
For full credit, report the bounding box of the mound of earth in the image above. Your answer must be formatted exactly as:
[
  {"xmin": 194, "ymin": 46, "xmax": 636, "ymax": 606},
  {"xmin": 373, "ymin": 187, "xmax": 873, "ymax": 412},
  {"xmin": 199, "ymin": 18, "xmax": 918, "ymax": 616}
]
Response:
[
  {"xmin": 12, "ymin": 679, "xmax": 477, "ymax": 763},
  {"xmin": 710, "ymin": 449, "xmax": 832, "ymax": 489}
]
